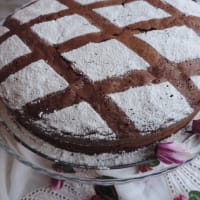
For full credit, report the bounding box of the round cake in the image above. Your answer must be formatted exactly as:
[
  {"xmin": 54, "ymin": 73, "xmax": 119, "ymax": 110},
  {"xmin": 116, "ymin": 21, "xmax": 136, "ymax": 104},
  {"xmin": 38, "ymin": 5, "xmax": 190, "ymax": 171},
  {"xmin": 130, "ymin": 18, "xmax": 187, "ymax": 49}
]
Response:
[{"xmin": 0, "ymin": 0, "xmax": 200, "ymax": 166}]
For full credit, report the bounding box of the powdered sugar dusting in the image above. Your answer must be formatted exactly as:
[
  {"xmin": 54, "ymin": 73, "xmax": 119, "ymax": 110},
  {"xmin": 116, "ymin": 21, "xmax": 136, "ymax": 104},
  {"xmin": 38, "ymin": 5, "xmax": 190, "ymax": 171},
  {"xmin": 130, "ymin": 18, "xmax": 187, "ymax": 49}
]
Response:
[
  {"xmin": 191, "ymin": 75, "xmax": 200, "ymax": 90},
  {"xmin": 0, "ymin": 26, "xmax": 9, "ymax": 37},
  {"xmin": 35, "ymin": 101, "xmax": 116, "ymax": 140},
  {"xmin": 31, "ymin": 14, "xmax": 100, "ymax": 45},
  {"xmin": 74, "ymin": 0, "xmax": 104, "ymax": 5},
  {"xmin": 12, "ymin": 0, "xmax": 68, "ymax": 24},
  {"xmin": 108, "ymin": 82, "xmax": 193, "ymax": 134},
  {"xmin": 62, "ymin": 39, "xmax": 149, "ymax": 82},
  {"xmin": 58, "ymin": 146, "xmax": 153, "ymax": 167},
  {"xmin": 135, "ymin": 26, "xmax": 200, "ymax": 63},
  {"xmin": 0, "ymin": 35, "xmax": 31, "ymax": 70},
  {"xmin": 94, "ymin": 1, "xmax": 170, "ymax": 27},
  {"xmin": 0, "ymin": 59, "xmax": 68, "ymax": 109},
  {"xmin": 163, "ymin": 0, "xmax": 200, "ymax": 17}
]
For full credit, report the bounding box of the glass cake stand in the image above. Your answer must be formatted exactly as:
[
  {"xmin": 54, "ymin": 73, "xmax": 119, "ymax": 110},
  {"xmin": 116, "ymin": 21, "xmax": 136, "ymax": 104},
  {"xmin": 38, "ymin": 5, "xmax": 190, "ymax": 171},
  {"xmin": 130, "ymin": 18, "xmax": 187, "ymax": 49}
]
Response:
[{"xmin": 0, "ymin": 101, "xmax": 199, "ymax": 186}]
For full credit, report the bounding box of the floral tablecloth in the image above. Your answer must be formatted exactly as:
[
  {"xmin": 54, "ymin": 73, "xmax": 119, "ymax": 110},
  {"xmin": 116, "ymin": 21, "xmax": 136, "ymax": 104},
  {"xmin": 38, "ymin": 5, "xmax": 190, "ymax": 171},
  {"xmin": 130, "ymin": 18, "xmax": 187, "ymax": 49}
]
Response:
[{"xmin": 0, "ymin": 1, "xmax": 200, "ymax": 199}]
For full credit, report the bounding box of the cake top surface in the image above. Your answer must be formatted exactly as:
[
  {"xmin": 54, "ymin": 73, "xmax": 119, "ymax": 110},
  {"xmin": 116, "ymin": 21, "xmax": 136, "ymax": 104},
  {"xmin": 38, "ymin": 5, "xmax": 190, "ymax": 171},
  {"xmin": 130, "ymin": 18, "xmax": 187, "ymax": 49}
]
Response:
[{"xmin": 0, "ymin": 0, "xmax": 200, "ymax": 154}]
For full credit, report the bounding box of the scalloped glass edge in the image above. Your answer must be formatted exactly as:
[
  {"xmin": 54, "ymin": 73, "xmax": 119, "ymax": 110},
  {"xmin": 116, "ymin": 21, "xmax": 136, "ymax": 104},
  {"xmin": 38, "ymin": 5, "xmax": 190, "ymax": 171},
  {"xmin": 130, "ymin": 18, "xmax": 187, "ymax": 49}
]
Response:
[{"xmin": 0, "ymin": 138, "xmax": 199, "ymax": 185}]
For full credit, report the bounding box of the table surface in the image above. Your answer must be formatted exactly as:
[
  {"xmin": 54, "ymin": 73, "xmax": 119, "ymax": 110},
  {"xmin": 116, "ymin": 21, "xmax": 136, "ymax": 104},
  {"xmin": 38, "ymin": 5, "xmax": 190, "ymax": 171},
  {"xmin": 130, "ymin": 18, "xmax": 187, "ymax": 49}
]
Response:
[{"xmin": 0, "ymin": 1, "xmax": 200, "ymax": 200}]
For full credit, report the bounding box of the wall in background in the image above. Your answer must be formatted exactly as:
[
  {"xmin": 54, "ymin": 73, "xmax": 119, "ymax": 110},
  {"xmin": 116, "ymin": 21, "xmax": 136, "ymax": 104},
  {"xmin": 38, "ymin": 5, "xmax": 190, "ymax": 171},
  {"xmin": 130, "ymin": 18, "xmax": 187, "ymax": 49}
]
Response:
[{"xmin": 0, "ymin": 0, "xmax": 30, "ymax": 20}]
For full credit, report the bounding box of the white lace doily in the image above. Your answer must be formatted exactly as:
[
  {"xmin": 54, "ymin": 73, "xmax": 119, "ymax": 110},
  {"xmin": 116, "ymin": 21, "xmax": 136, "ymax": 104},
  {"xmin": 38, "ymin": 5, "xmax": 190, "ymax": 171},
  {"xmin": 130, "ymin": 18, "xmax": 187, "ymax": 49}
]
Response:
[
  {"xmin": 21, "ymin": 155, "xmax": 200, "ymax": 200},
  {"xmin": 165, "ymin": 155, "xmax": 200, "ymax": 198},
  {"xmin": 21, "ymin": 183, "xmax": 95, "ymax": 200}
]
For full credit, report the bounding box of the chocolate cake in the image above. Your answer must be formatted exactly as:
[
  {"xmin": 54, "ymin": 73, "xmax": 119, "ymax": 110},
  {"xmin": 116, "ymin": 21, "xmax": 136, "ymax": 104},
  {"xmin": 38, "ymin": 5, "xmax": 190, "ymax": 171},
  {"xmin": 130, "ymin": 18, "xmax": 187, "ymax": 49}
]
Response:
[{"xmin": 0, "ymin": 0, "xmax": 200, "ymax": 161}]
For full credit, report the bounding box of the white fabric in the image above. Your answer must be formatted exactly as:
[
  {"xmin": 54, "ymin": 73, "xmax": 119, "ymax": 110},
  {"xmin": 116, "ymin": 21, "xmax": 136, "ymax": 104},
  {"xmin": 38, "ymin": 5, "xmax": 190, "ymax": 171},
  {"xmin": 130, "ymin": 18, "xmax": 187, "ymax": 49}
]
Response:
[
  {"xmin": 115, "ymin": 177, "xmax": 170, "ymax": 200},
  {"xmin": 0, "ymin": 146, "xmax": 50, "ymax": 200}
]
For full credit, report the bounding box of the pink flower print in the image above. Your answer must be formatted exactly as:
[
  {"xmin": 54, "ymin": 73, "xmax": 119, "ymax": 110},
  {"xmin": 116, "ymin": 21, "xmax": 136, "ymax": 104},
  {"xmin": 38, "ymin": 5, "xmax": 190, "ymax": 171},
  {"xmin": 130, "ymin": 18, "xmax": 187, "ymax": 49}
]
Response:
[
  {"xmin": 156, "ymin": 142, "xmax": 191, "ymax": 165},
  {"xmin": 192, "ymin": 119, "xmax": 200, "ymax": 135},
  {"xmin": 173, "ymin": 194, "xmax": 188, "ymax": 200},
  {"xmin": 51, "ymin": 178, "xmax": 64, "ymax": 190}
]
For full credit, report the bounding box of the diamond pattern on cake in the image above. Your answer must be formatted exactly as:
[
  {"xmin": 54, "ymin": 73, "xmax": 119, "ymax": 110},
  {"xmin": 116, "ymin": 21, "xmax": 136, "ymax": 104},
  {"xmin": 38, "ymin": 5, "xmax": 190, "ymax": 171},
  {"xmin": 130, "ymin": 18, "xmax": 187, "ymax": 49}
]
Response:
[
  {"xmin": 0, "ymin": 26, "xmax": 9, "ymax": 37},
  {"xmin": 163, "ymin": 0, "xmax": 200, "ymax": 17},
  {"xmin": 135, "ymin": 26, "xmax": 200, "ymax": 63},
  {"xmin": 93, "ymin": 1, "xmax": 170, "ymax": 27},
  {"xmin": 36, "ymin": 101, "xmax": 116, "ymax": 140},
  {"xmin": 62, "ymin": 39, "xmax": 149, "ymax": 82},
  {"xmin": 0, "ymin": 35, "xmax": 31, "ymax": 70},
  {"xmin": 74, "ymin": 0, "xmax": 104, "ymax": 5},
  {"xmin": 0, "ymin": 60, "xmax": 68, "ymax": 109},
  {"xmin": 108, "ymin": 82, "xmax": 193, "ymax": 135},
  {"xmin": 31, "ymin": 14, "xmax": 100, "ymax": 45},
  {"xmin": 191, "ymin": 75, "xmax": 200, "ymax": 90},
  {"xmin": 12, "ymin": 0, "xmax": 68, "ymax": 24}
]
